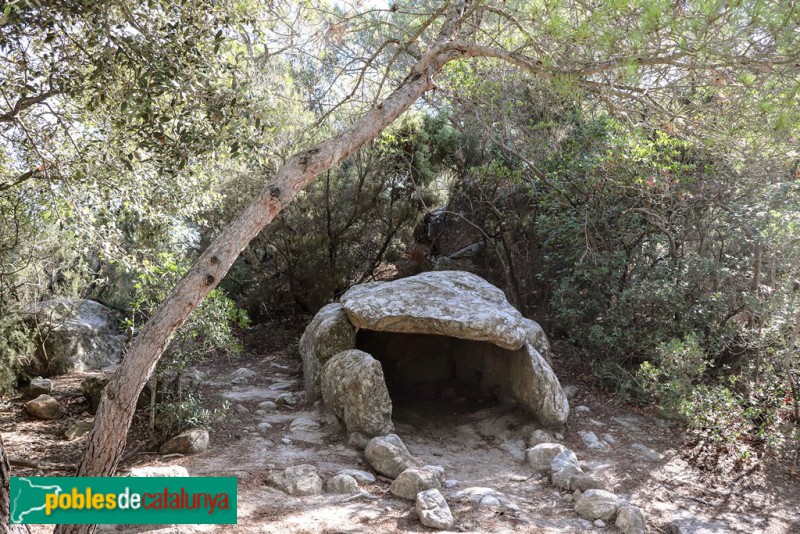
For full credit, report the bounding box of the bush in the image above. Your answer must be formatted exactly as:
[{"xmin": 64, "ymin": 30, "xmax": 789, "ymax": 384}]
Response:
[{"xmin": 0, "ymin": 319, "xmax": 35, "ymax": 395}]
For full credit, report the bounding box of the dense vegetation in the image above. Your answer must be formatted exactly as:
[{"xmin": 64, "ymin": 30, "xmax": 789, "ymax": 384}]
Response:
[{"xmin": 1, "ymin": 0, "xmax": 799, "ymax": 490}]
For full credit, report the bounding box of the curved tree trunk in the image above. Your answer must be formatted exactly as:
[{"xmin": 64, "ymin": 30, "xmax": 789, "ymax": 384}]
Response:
[
  {"xmin": 1, "ymin": 435, "xmax": 31, "ymax": 534},
  {"xmin": 54, "ymin": 41, "xmax": 478, "ymax": 534}
]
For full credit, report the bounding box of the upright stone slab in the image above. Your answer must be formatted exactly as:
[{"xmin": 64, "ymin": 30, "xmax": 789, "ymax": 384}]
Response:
[
  {"xmin": 509, "ymin": 343, "xmax": 570, "ymax": 428},
  {"xmin": 299, "ymin": 303, "xmax": 356, "ymax": 403},
  {"xmin": 321, "ymin": 349, "xmax": 394, "ymax": 438}
]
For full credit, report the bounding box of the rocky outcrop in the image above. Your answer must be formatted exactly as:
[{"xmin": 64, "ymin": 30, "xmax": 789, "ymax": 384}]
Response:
[
  {"xmin": 21, "ymin": 299, "xmax": 125, "ymax": 376},
  {"xmin": 321, "ymin": 350, "xmax": 393, "ymax": 438},
  {"xmin": 299, "ymin": 303, "xmax": 356, "ymax": 403}
]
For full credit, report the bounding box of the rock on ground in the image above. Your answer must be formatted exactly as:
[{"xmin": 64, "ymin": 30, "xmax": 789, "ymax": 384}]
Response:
[
  {"xmin": 575, "ymin": 489, "xmax": 623, "ymax": 521},
  {"xmin": 289, "ymin": 417, "xmax": 322, "ymax": 433},
  {"xmin": 25, "ymin": 394, "xmax": 65, "ymax": 420},
  {"xmin": 230, "ymin": 368, "xmax": 258, "ymax": 381},
  {"xmin": 365, "ymin": 434, "xmax": 420, "ymax": 479},
  {"xmin": 65, "ymin": 419, "xmax": 93, "ymax": 441},
  {"xmin": 336, "ymin": 469, "xmax": 376, "ymax": 485},
  {"xmin": 570, "ymin": 473, "xmax": 611, "ymax": 492},
  {"xmin": 526, "ymin": 443, "xmax": 567, "ymax": 472},
  {"xmin": 299, "ymin": 303, "xmax": 357, "ymax": 403},
  {"xmin": 389, "ymin": 467, "xmax": 441, "ymax": 500},
  {"xmin": 321, "ymin": 350, "xmax": 394, "ymax": 438},
  {"xmin": 578, "ymin": 430, "xmax": 609, "ymax": 450},
  {"xmin": 268, "ymin": 464, "xmax": 323, "ymax": 496},
  {"xmin": 27, "ymin": 377, "xmax": 52, "ymax": 396},
  {"xmin": 616, "ymin": 504, "xmax": 647, "ymax": 534},
  {"xmin": 159, "ymin": 428, "xmax": 209, "ymax": 455},
  {"xmin": 327, "ymin": 474, "xmax": 359, "ymax": 494},
  {"xmin": 20, "ymin": 298, "xmax": 125, "ymax": 376},
  {"xmin": 416, "ymin": 489, "xmax": 454, "ymax": 530},
  {"xmin": 551, "ymin": 449, "xmax": 583, "ymax": 489},
  {"xmin": 528, "ymin": 429, "xmax": 554, "ymax": 447},
  {"xmin": 452, "ymin": 486, "xmax": 519, "ymax": 511},
  {"xmin": 129, "ymin": 465, "xmax": 189, "ymax": 477}
]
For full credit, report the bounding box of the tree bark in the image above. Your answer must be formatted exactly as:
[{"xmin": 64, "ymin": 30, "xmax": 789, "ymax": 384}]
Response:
[
  {"xmin": 54, "ymin": 41, "xmax": 484, "ymax": 534},
  {"xmin": 1, "ymin": 435, "xmax": 31, "ymax": 534}
]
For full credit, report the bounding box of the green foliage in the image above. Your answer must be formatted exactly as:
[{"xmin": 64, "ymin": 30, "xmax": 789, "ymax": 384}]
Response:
[
  {"xmin": 636, "ymin": 335, "xmax": 709, "ymax": 418},
  {"xmin": 125, "ymin": 252, "xmax": 249, "ymax": 371},
  {"xmin": 153, "ymin": 391, "xmax": 229, "ymax": 440},
  {"xmin": 0, "ymin": 319, "xmax": 34, "ymax": 395}
]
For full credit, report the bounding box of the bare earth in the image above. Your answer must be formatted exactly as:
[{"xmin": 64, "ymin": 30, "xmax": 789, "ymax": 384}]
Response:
[{"xmin": 3, "ymin": 323, "xmax": 799, "ymax": 533}]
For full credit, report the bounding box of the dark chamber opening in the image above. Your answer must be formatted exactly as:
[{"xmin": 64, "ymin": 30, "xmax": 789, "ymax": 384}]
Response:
[{"xmin": 355, "ymin": 329, "xmax": 519, "ymax": 408}]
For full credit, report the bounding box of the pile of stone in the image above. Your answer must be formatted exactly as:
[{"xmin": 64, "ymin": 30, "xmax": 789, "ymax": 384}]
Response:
[{"xmin": 526, "ymin": 439, "xmax": 646, "ymax": 533}]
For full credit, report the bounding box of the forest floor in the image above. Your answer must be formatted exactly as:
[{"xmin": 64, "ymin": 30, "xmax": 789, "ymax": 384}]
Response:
[{"xmin": 2, "ymin": 320, "xmax": 799, "ymax": 533}]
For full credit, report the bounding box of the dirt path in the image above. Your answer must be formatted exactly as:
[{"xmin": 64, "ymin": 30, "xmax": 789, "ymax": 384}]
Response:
[{"xmin": 3, "ymin": 325, "xmax": 799, "ymax": 533}]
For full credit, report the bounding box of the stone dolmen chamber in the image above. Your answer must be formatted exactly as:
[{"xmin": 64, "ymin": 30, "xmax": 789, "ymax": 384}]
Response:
[{"xmin": 300, "ymin": 271, "xmax": 569, "ymax": 441}]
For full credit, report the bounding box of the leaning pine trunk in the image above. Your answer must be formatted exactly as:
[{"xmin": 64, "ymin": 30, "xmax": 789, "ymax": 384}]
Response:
[
  {"xmin": 1, "ymin": 435, "xmax": 31, "ymax": 534},
  {"xmin": 53, "ymin": 43, "xmax": 474, "ymax": 534}
]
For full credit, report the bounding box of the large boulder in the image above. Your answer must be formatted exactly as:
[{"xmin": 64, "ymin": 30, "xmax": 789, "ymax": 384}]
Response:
[
  {"xmin": 340, "ymin": 271, "xmax": 529, "ymax": 350},
  {"xmin": 21, "ymin": 299, "xmax": 125, "ymax": 376},
  {"xmin": 25, "ymin": 394, "xmax": 65, "ymax": 420},
  {"xmin": 299, "ymin": 303, "xmax": 356, "ymax": 403},
  {"xmin": 321, "ymin": 350, "xmax": 393, "ymax": 438}
]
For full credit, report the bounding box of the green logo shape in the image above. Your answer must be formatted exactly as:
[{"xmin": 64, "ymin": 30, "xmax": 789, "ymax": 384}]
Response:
[{"xmin": 10, "ymin": 477, "xmax": 237, "ymax": 525}]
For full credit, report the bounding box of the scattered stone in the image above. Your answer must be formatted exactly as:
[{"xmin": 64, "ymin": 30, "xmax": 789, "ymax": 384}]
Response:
[
  {"xmin": 289, "ymin": 417, "xmax": 321, "ymax": 432},
  {"xmin": 25, "ymin": 394, "xmax": 65, "ymax": 420},
  {"xmin": 555, "ymin": 432, "xmax": 565, "ymax": 440},
  {"xmin": 267, "ymin": 464, "xmax": 323, "ymax": 496},
  {"xmin": 528, "ymin": 429, "xmax": 553, "ymax": 447},
  {"xmin": 416, "ymin": 489, "xmax": 454, "ymax": 530},
  {"xmin": 281, "ymin": 438, "xmax": 292, "ymax": 445},
  {"xmin": 615, "ymin": 504, "xmax": 646, "ymax": 534},
  {"xmin": 601, "ymin": 433, "xmax": 616, "ymax": 445},
  {"xmin": 578, "ymin": 430, "xmax": 609, "ymax": 450},
  {"xmin": 509, "ymin": 474, "xmax": 530, "ymax": 482},
  {"xmin": 159, "ymin": 428, "xmax": 209, "ymax": 455},
  {"xmin": 336, "ymin": 469, "xmax": 376, "ymax": 485},
  {"xmin": 27, "ymin": 377, "xmax": 52, "ymax": 396},
  {"xmin": 235, "ymin": 404, "xmax": 249, "ymax": 415},
  {"xmin": 256, "ymin": 422, "xmax": 273, "ymax": 433},
  {"xmin": 321, "ymin": 349, "xmax": 394, "ymax": 437},
  {"xmin": 129, "ymin": 465, "xmax": 189, "ymax": 477},
  {"xmin": 254, "ymin": 409, "xmax": 267, "ymax": 417},
  {"xmin": 230, "ymin": 368, "xmax": 258, "ymax": 381},
  {"xmin": 563, "ymin": 493, "xmax": 573, "ymax": 502},
  {"xmin": 570, "ymin": 473, "xmax": 611, "ymax": 492},
  {"xmin": 389, "ymin": 467, "xmax": 441, "ymax": 500},
  {"xmin": 443, "ymin": 479, "xmax": 459, "ymax": 489},
  {"xmin": 594, "ymin": 519, "xmax": 606, "ymax": 527},
  {"xmin": 670, "ymin": 514, "xmax": 729, "ymax": 533},
  {"xmin": 551, "ymin": 449, "xmax": 583, "ymax": 489},
  {"xmin": 562, "ymin": 385, "xmax": 579, "ymax": 399},
  {"xmin": 574, "ymin": 405, "xmax": 590, "ymax": 414},
  {"xmin": 64, "ymin": 419, "xmax": 93, "ymax": 441},
  {"xmin": 327, "ymin": 474, "xmax": 359, "ymax": 494},
  {"xmin": 611, "ymin": 415, "xmax": 645, "ymax": 431},
  {"xmin": 631, "ymin": 442, "xmax": 663, "ymax": 461},
  {"xmin": 276, "ymin": 393, "xmax": 300, "ymax": 407},
  {"xmin": 422, "ymin": 465, "xmax": 445, "ymax": 481},
  {"xmin": 257, "ymin": 400, "xmax": 278, "ymax": 411},
  {"xmin": 574, "ymin": 489, "xmax": 622, "ymax": 521},
  {"xmin": 526, "ymin": 443, "xmax": 567, "ymax": 472},
  {"xmin": 453, "ymin": 487, "xmax": 516, "ymax": 510},
  {"xmin": 365, "ymin": 434, "xmax": 420, "ymax": 478}
]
